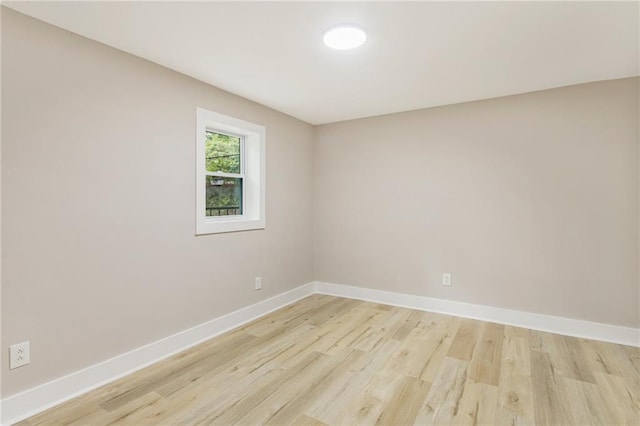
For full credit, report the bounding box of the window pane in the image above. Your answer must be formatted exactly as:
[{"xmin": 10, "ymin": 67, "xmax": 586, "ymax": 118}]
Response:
[
  {"xmin": 205, "ymin": 131, "xmax": 241, "ymax": 174},
  {"xmin": 206, "ymin": 176, "xmax": 243, "ymax": 216}
]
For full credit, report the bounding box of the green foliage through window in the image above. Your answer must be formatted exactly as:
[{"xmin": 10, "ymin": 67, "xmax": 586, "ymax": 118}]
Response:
[
  {"xmin": 205, "ymin": 131, "xmax": 241, "ymax": 174},
  {"xmin": 205, "ymin": 131, "xmax": 243, "ymax": 216},
  {"xmin": 205, "ymin": 177, "xmax": 242, "ymax": 216}
]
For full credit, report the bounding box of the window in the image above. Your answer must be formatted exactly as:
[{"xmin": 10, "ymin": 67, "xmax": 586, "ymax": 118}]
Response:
[{"xmin": 196, "ymin": 108, "xmax": 265, "ymax": 235}]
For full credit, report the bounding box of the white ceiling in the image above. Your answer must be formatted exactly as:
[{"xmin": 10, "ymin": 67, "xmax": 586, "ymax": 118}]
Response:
[{"xmin": 6, "ymin": 1, "xmax": 639, "ymax": 124}]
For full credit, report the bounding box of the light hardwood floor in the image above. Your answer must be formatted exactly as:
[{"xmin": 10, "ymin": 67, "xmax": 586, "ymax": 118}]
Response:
[{"xmin": 17, "ymin": 295, "xmax": 640, "ymax": 425}]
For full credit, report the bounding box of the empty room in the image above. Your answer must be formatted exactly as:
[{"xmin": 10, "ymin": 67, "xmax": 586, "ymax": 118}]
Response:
[{"xmin": 1, "ymin": 1, "xmax": 638, "ymax": 425}]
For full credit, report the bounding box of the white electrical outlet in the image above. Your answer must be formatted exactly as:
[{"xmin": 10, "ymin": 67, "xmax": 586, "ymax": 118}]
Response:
[
  {"xmin": 255, "ymin": 276, "xmax": 262, "ymax": 291},
  {"xmin": 442, "ymin": 273, "xmax": 452, "ymax": 286},
  {"xmin": 9, "ymin": 341, "xmax": 30, "ymax": 369}
]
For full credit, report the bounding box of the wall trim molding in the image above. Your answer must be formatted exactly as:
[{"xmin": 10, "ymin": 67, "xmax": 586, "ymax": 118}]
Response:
[
  {"xmin": 313, "ymin": 281, "xmax": 640, "ymax": 348},
  {"xmin": 0, "ymin": 282, "xmax": 315, "ymax": 426},
  {"xmin": 4, "ymin": 280, "xmax": 638, "ymax": 425}
]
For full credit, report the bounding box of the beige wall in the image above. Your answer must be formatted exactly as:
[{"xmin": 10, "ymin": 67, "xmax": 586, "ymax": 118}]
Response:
[
  {"xmin": 314, "ymin": 78, "xmax": 639, "ymax": 329},
  {"xmin": 1, "ymin": 9, "xmax": 314, "ymax": 396}
]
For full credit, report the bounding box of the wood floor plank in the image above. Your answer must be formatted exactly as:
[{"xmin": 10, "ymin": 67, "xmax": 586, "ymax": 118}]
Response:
[
  {"xmin": 374, "ymin": 376, "xmax": 431, "ymax": 425},
  {"xmin": 453, "ymin": 382, "xmax": 499, "ymax": 425},
  {"xmin": 495, "ymin": 377, "xmax": 535, "ymax": 426},
  {"xmin": 594, "ymin": 372, "xmax": 640, "ymax": 425},
  {"xmin": 377, "ymin": 307, "xmax": 413, "ymax": 342},
  {"xmin": 335, "ymin": 373, "xmax": 405, "ymax": 425},
  {"xmin": 502, "ymin": 334, "xmax": 531, "ymax": 378},
  {"xmin": 468, "ymin": 322, "xmax": 504, "ymax": 386},
  {"xmin": 347, "ymin": 308, "xmax": 396, "ymax": 353},
  {"xmin": 414, "ymin": 356, "xmax": 469, "ymax": 425},
  {"xmin": 71, "ymin": 392, "xmax": 161, "ymax": 425},
  {"xmin": 304, "ymin": 370, "xmax": 374, "ymax": 424},
  {"xmin": 325, "ymin": 306, "xmax": 392, "ymax": 354},
  {"xmin": 263, "ymin": 349, "xmax": 365, "ymax": 425},
  {"xmin": 504, "ymin": 324, "xmax": 530, "ymax": 341},
  {"xmin": 103, "ymin": 392, "xmax": 166, "ymax": 425},
  {"xmin": 497, "ymin": 335, "xmax": 534, "ymax": 424},
  {"xmin": 419, "ymin": 315, "xmax": 461, "ymax": 383},
  {"xmin": 156, "ymin": 322, "xmax": 317, "ymax": 398},
  {"xmin": 290, "ymin": 414, "xmax": 328, "ymax": 426},
  {"xmin": 447, "ymin": 318, "xmax": 480, "ymax": 361},
  {"xmin": 28, "ymin": 397, "xmax": 104, "ymax": 426},
  {"xmin": 153, "ymin": 362, "xmax": 284, "ymax": 425},
  {"xmin": 240, "ymin": 294, "xmax": 334, "ymax": 337},
  {"xmin": 530, "ymin": 348, "xmax": 576, "ymax": 425},
  {"xmin": 381, "ymin": 326, "xmax": 435, "ymax": 379},
  {"xmin": 306, "ymin": 297, "xmax": 360, "ymax": 327},
  {"xmin": 347, "ymin": 337, "xmax": 402, "ymax": 376},
  {"xmin": 313, "ymin": 306, "xmax": 375, "ymax": 354},
  {"xmin": 582, "ymin": 338, "xmax": 640, "ymax": 393},
  {"xmin": 581, "ymin": 338, "xmax": 621, "ymax": 376},
  {"xmin": 391, "ymin": 309, "xmax": 431, "ymax": 341},
  {"xmin": 204, "ymin": 351, "xmax": 333, "ymax": 425},
  {"xmin": 563, "ymin": 377, "xmax": 620, "ymax": 426},
  {"xmin": 92, "ymin": 329, "xmax": 256, "ymax": 411},
  {"xmin": 552, "ymin": 335, "xmax": 597, "ymax": 384},
  {"xmin": 623, "ymin": 345, "xmax": 640, "ymax": 376},
  {"xmin": 529, "ymin": 329, "xmax": 556, "ymax": 353},
  {"xmin": 22, "ymin": 295, "xmax": 639, "ymax": 426},
  {"xmin": 99, "ymin": 333, "xmax": 259, "ymax": 411},
  {"xmin": 230, "ymin": 353, "xmax": 347, "ymax": 425}
]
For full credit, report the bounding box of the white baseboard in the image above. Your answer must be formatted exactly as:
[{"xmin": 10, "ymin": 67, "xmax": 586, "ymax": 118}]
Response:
[
  {"xmin": 313, "ymin": 281, "xmax": 640, "ymax": 348},
  {"xmin": 3, "ymin": 280, "xmax": 638, "ymax": 425},
  {"xmin": 1, "ymin": 282, "xmax": 315, "ymax": 426}
]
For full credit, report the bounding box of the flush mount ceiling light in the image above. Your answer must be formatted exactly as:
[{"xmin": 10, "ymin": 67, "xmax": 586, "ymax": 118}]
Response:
[{"xmin": 323, "ymin": 25, "xmax": 367, "ymax": 50}]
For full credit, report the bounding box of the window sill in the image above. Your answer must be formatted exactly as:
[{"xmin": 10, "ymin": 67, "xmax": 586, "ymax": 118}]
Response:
[{"xmin": 196, "ymin": 218, "xmax": 265, "ymax": 235}]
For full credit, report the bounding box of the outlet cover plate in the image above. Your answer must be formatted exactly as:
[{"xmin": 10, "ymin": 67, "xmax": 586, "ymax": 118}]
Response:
[
  {"xmin": 442, "ymin": 273, "xmax": 452, "ymax": 286},
  {"xmin": 10, "ymin": 341, "xmax": 30, "ymax": 369}
]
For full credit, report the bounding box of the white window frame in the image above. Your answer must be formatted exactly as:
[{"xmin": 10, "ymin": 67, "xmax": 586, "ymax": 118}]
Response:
[{"xmin": 196, "ymin": 107, "xmax": 265, "ymax": 235}]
